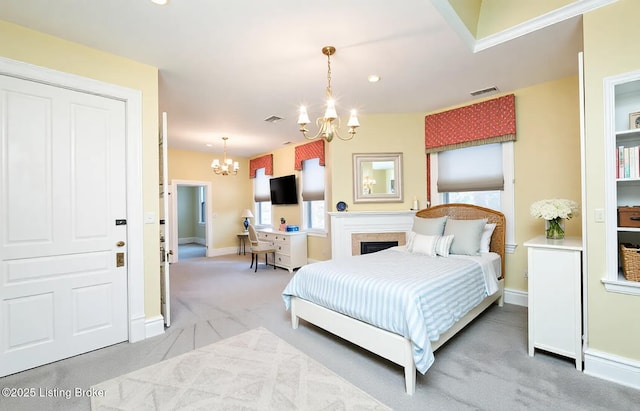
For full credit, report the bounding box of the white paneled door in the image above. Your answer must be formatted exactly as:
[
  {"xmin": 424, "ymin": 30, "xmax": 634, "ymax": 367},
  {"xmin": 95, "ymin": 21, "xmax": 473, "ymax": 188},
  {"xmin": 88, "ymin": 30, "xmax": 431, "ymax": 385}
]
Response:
[{"xmin": 0, "ymin": 74, "xmax": 128, "ymax": 376}]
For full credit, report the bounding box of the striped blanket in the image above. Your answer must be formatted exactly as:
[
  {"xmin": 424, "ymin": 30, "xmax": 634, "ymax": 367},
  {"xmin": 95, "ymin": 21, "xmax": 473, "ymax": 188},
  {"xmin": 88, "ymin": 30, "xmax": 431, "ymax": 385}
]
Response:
[{"xmin": 282, "ymin": 247, "xmax": 500, "ymax": 373}]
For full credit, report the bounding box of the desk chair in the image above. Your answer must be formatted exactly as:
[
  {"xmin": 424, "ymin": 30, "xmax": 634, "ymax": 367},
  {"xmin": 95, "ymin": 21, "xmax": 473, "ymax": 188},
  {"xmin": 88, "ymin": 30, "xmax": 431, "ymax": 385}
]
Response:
[{"xmin": 247, "ymin": 225, "xmax": 276, "ymax": 272}]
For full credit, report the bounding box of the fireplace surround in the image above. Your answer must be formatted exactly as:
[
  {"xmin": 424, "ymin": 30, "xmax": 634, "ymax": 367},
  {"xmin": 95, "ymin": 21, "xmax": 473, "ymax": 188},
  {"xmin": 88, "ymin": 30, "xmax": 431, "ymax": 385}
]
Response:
[{"xmin": 329, "ymin": 210, "xmax": 415, "ymax": 259}]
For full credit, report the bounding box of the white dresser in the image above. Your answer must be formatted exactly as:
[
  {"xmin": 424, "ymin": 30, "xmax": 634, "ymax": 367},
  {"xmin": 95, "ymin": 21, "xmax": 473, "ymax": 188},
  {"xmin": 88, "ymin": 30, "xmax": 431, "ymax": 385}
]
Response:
[
  {"xmin": 258, "ymin": 230, "xmax": 307, "ymax": 272},
  {"xmin": 524, "ymin": 235, "xmax": 583, "ymax": 370}
]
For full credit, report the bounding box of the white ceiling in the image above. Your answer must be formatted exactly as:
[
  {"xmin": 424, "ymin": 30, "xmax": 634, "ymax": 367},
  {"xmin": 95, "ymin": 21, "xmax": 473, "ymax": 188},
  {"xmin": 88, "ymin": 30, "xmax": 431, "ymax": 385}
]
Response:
[{"xmin": 0, "ymin": 0, "xmax": 584, "ymax": 158}]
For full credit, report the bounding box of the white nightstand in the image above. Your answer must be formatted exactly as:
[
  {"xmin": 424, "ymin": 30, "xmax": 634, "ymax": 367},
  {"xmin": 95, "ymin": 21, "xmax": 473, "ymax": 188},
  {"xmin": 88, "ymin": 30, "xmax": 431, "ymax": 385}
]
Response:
[{"xmin": 524, "ymin": 235, "xmax": 583, "ymax": 370}]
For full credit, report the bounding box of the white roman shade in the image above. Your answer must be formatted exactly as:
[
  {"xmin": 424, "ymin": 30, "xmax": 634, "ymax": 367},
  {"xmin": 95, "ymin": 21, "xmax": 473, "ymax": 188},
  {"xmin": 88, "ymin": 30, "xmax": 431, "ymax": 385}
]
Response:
[
  {"xmin": 254, "ymin": 167, "xmax": 270, "ymax": 202},
  {"xmin": 437, "ymin": 143, "xmax": 503, "ymax": 192},
  {"xmin": 301, "ymin": 157, "xmax": 324, "ymax": 201}
]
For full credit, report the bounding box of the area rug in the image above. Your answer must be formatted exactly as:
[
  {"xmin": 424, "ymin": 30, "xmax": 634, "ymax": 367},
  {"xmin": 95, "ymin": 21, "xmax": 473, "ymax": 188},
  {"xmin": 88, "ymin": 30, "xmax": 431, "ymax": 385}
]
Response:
[{"xmin": 91, "ymin": 327, "xmax": 390, "ymax": 410}]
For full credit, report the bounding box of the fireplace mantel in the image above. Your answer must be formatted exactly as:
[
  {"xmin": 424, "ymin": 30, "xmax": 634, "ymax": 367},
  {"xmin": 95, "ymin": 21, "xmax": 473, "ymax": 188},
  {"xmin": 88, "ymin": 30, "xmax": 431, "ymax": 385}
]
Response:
[{"xmin": 329, "ymin": 211, "xmax": 415, "ymax": 259}]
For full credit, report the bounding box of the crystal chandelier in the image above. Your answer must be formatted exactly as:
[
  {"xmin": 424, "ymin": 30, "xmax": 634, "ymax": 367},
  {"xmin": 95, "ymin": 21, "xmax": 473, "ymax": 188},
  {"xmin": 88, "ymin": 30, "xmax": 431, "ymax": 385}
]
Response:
[
  {"xmin": 211, "ymin": 137, "xmax": 239, "ymax": 176},
  {"xmin": 297, "ymin": 46, "xmax": 360, "ymax": 142}
]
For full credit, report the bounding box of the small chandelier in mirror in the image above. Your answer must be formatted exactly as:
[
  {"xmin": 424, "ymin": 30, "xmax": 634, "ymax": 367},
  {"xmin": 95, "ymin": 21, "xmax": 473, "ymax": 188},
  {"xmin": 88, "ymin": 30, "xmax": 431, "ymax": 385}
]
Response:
[
  {"xmin": 211, "ymin": 137, "xmax": 239, "ymax": 176},
  {"xmin": 363, "ymin": 175, "xmax": 376, "ymax": 194},
  {"xmin": 297, "ymin": 46, "xmax": 360, "ymax": 142}
]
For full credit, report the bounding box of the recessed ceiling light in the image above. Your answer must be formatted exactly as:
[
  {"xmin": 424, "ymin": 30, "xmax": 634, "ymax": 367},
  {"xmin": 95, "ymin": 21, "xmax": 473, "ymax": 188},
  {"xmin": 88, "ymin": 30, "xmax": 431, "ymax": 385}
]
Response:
[
  {"xmin": 206, "ymin": 143, "xmax": 213, "ymax": 147},
  {"xmin": 151, "ymin": 0, "xmax": 168, "ymax": 5},
  {"xmin": 367, "ymin": 75, "xmax": 381, "ymax": 83}
]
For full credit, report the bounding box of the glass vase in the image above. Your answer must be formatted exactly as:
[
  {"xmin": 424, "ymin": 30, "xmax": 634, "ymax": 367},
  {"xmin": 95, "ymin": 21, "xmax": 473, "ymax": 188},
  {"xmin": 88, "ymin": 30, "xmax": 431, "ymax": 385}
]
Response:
[{"xmin": 545, "ymin": 218, "xmax": 565, "ymax": 239}]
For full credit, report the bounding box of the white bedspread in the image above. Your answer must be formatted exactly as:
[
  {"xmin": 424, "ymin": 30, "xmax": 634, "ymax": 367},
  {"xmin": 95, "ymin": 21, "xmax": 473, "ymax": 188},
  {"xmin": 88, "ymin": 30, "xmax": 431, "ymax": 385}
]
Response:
[{"xmin": 281, "ymin": 247, "xmax": 500, "ymax": 374}]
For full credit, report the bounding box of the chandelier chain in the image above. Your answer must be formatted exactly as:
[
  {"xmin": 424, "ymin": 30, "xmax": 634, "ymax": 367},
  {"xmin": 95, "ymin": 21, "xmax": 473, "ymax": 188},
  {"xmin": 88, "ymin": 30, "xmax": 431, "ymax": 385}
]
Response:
[{"xmin": 326, "ymin": 52, "xmax": 332, "ymax": 98}]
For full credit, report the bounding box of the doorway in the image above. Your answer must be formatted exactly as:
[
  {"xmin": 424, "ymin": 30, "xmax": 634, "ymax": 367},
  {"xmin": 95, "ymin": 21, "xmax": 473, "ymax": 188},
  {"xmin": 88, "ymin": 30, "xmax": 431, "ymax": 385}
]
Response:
[
  {"xmin": 177, "ymin": 185, "xmax": 207, "ymax": 259},
  {"xmin": 169, "ymin": 180, "xmax": 213, "ymax": 263}
]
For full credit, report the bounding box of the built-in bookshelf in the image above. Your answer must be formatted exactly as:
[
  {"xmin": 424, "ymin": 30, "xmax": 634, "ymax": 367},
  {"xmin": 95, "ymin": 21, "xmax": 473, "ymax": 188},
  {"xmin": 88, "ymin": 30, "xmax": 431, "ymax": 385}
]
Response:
[{"xmin": 603, "ymin": 71, "xmax": 640, "ymax": 294}]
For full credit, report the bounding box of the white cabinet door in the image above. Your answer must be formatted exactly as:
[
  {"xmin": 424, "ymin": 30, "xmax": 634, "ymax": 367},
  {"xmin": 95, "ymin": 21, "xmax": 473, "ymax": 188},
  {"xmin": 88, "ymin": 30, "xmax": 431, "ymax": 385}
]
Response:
[{"xmin": 0, "ymin": 74, "xmax": 128, "ymax": 376}]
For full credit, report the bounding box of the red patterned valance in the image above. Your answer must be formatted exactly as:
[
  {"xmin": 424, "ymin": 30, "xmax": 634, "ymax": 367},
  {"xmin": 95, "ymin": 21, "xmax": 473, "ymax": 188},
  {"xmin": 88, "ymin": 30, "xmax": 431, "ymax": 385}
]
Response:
[
  {"xmin": 249, "ymin": 154, "xmax": 273, "ymax": 178},
  {"xmin": 424, "ymin": 94, "xmax": 516, "ymax": 154},
  {"xmin": 294, "ymin": 140, "xmax": 325, "ymax": 170}
]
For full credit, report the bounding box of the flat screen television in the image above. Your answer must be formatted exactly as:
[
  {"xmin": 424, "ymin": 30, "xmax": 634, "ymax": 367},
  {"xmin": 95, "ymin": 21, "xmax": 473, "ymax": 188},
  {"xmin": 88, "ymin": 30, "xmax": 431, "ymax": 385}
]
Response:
[{"xmin": 269, "ymin": 174, "xmax": 298, "ymax": 205}]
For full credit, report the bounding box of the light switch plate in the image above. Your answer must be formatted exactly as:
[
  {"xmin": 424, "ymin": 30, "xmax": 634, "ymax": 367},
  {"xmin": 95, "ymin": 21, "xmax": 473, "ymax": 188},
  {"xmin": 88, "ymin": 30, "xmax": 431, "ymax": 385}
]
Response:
[
  {"xmin": 144, "ymin": 212, "xmax": 155, "ymax": 224},
  {"xmin": 594, "ymin": 208, "xmax": 604, "ymax": 223}
]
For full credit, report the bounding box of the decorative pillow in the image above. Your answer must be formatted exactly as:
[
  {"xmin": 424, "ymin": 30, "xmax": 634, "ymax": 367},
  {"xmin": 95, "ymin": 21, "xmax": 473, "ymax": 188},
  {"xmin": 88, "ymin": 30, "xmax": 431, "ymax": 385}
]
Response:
[
  {"xmin": 443, "ymin": 218, "xmax": 488, "ymax": 256},
  {"xmin": 406, "ymin": 232, "xmax": 438, "ymax": 256},
  {"xmin": 412, "ymin": 216, "xmax": 447, "ymax": 236},
  {"xmin": 480, "ymin": 223, "xmax": 497, "ymax": 253},
  {"xmin": 434, "ymin": 235, "xmax": 455, "ymax": 257}
]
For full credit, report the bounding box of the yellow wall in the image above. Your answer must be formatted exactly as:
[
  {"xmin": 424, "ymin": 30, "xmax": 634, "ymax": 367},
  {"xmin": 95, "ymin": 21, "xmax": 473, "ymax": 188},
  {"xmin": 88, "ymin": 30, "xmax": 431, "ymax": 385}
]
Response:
[
  {"xmin": 448, "ymin": 0, "xmax": 483, "ymax": 37},
  {"xmin": 512, "ymin": 76, "xmax": 582, "ymax": 290},
  {"xmin": 583, "ymin": 0, "xmax": 640, "ymax": 360},
  {"xmin": 0, "ymin": 20, "xmax": 162, "ymax": 318},
  {"xmin": 477, "ymin": 0, "xmax": 574, "ymax": 38},
  {"xmin": 168, "ymin": 148, "xmax": 252, "ymax": 248},
  {"xmin": 331, "ymin": 113, "xmax": 428, "ymax": 212}
]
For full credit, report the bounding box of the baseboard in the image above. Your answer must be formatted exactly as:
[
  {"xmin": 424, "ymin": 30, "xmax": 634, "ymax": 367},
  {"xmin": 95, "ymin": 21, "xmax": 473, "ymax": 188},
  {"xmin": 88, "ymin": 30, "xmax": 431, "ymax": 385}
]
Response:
[
  {"xmin": 584, "ymin": 348, "xmax": 640, "ymax": 390},
  {"xmin": 129, "ymin": 314, "xmax": 147, "ymax": 343},
  {"xmin": 178, "ymin": 237, "xmax": 205, "ymax": 245},
  {"xmin": 503, "ymin": 287, "xmax": 528, "ymax": 307},
  {"xmin": 209, "ymin": 247, "xmax": 237, "ymax": 257},
  {"xmin": 145, "ymin": 315, "xmax": 165, "ymax": 339}
]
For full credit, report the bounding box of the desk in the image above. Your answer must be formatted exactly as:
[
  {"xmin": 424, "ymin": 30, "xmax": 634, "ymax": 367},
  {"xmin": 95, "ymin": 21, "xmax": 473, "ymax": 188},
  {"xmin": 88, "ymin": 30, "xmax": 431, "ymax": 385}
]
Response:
[
  {"xmin": 237, "ymin": 232, "xmax": 249, "ymax": 255},
  {"xmin": 257, "ymin": 229, "xmax": 307, "ymax": 272}
]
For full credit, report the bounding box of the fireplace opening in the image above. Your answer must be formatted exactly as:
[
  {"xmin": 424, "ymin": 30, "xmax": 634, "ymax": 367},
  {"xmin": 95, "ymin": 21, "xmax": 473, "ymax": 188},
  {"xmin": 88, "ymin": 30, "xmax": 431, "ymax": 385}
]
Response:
[{"xmin": 360, "ymin": 241, "xmax": 399, "ymax": 255}]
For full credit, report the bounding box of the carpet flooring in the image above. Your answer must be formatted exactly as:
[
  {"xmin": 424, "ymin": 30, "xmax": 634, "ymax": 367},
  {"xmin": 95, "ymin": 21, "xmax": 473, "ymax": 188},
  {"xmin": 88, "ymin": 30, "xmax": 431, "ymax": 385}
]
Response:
[
  {"xmin": 91, "ymin": 327, "xmax": 389, "ymax": 410},
  {"xmin": 1, "ymin": 253, "xmax": 638, "ymax": 411}
]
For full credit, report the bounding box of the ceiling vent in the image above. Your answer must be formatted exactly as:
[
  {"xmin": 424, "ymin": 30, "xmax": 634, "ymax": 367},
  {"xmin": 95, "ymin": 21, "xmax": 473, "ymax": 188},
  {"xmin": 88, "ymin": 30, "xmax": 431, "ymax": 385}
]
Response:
[
  {"xmin": 264, "ymin": 115, "xmax": 283, "ymax": 123},
  {"xmin": 470, "ymin": 86, "xmax": 499, "ymax": 97}
]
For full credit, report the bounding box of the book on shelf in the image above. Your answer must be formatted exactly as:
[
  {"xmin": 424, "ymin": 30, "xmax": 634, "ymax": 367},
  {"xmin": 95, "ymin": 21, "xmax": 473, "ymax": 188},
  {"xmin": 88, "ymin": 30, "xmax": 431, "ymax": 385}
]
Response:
[{"xmin": 617, "ymin": 145, "xmax": 640, "ymax": 179}]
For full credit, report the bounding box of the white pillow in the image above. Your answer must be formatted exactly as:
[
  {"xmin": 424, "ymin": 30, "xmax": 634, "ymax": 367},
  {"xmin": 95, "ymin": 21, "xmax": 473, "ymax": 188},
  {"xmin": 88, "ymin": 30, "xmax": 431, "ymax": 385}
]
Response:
[
  {"xmin": 435, "ymin": 235, "xmax": 455, "ymax": 257},
  {"xmin": 406, "ymin": 232, "xmax": 437, "ymax": 256},
  {"xmin": 480, "ymin": 223, "xmax": 496, "ymax": 253}
]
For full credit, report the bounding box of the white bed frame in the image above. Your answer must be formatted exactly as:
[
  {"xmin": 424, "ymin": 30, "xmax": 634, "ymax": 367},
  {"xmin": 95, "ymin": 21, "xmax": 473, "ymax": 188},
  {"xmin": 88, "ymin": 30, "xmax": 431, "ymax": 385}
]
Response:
[{"xmin": 289, "ymin": 204, "xmax": 507, "ymax": 395}]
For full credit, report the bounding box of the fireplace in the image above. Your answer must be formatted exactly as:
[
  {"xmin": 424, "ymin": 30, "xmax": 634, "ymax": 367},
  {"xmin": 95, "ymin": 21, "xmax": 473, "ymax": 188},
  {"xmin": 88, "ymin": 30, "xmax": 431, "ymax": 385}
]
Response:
[
  {"xmin": 328, "ymin": 210, "xmax": 415, "ymax": 259},
  {"xmin": 360, "ymin": 241, "xmax": 399, "ymax": 255}
]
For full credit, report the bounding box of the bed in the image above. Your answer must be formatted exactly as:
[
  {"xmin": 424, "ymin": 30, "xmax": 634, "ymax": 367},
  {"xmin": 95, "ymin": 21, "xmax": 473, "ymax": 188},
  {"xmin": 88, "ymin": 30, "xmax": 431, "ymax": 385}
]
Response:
[{"xmin": 281, "ymin": 204, "xmax": 506, "ymax": 395}]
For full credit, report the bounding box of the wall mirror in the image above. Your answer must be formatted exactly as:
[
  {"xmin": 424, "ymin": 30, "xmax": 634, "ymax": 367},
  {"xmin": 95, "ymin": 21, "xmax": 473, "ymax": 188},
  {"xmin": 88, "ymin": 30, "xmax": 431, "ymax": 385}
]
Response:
[{"xmin": 352, "ymin": 153, "xmax": 403, "ymax": 203}]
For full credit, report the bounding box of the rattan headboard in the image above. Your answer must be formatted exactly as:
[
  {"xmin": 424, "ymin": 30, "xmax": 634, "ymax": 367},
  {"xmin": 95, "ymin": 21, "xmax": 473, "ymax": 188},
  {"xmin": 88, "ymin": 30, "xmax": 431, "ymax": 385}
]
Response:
[{"xmin": 415, "ymin": 203, "xmax": 506, "ymax": 279}]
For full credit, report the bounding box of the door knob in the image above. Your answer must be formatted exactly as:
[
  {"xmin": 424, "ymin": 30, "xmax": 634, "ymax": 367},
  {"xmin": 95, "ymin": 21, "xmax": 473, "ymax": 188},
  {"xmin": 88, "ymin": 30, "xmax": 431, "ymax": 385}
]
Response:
[{"xmin": 116, "ymin": 241, "xmax": 126, "ymax": 247}]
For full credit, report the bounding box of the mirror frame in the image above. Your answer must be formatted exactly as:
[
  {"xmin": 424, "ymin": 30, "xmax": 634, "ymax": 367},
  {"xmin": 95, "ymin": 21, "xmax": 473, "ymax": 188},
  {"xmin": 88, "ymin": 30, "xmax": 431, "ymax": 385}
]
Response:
[{"xmin": 352, "ymin": 152, "xmax": 403, "ymax": 203}]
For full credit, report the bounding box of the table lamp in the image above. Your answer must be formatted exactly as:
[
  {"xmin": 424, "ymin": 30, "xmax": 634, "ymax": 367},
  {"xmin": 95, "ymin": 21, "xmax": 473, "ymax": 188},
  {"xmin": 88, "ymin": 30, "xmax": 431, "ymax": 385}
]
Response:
[{"xmin": 241, "ymin": 209, "xmax": 254, "ymax": 231}]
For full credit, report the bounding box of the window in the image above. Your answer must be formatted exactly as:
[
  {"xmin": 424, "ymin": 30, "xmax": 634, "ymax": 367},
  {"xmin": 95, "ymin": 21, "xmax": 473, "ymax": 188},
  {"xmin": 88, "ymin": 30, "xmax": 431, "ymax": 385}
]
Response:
[
  {"xmin": 198, "ymin": 186, "xmax": 206, "ymax": 224},
  {"xmin": 431, "ymin": 142, "xmax": 515, "ymax": 250},
  {"xmin": 438, "ymin": 143, "xmax": 503, "ymax": 209},
  {"xmin": 253, "ymin": 168, "xmax": 272, "ymax": 226},
  {"xmin": 301, "ymin": 157, "xmax": 325, "ymax": 231}
]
